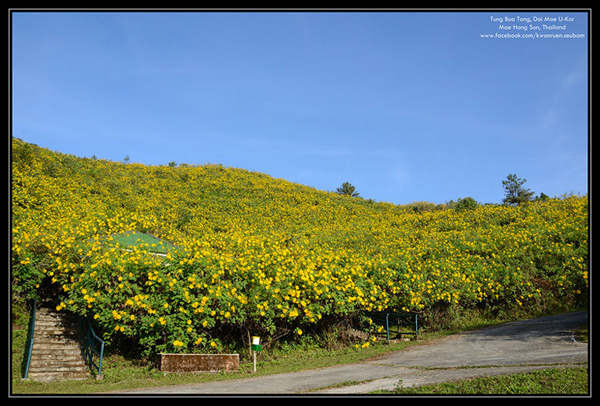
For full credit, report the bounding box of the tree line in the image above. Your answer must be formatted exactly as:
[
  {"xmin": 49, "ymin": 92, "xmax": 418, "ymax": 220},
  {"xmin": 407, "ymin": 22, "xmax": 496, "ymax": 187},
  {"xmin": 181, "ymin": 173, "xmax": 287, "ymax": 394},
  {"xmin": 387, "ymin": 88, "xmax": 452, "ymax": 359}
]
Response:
[{"xmin": 336, "ymin": 174, "xmax": 553, "ymax": 209}]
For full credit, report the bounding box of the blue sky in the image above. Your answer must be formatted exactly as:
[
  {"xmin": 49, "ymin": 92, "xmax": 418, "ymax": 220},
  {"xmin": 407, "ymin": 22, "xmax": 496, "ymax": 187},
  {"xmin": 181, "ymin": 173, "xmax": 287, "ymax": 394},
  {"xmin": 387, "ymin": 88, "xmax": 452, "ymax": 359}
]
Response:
[{"xmin": 11, "ymin": 10, "xmax": 589, "ymax": 205}]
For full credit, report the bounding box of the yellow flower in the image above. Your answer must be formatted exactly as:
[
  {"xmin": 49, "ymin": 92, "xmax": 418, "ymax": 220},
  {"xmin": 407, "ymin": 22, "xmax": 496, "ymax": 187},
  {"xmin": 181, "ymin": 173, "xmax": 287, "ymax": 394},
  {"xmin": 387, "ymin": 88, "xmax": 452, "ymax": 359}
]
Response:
[{"xmin": 10, "ymin": 138, "xmax": 589, "ymax": 361}]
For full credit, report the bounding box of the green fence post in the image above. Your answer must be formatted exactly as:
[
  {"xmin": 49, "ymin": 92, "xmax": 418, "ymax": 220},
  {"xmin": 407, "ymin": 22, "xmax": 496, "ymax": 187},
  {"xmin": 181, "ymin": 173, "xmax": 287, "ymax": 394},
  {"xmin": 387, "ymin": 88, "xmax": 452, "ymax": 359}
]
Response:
[{"xmin": 385, "ymin": 313, "xmax": 390, "ymax": 343}]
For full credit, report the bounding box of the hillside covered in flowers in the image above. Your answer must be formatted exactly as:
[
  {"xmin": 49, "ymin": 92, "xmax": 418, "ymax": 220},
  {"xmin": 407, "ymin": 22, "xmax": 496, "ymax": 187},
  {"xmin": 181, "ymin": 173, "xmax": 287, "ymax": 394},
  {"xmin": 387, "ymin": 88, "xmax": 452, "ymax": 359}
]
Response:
[{"xmin": 11, "ymin": 138, "xmax": 588, "ymax": 354}]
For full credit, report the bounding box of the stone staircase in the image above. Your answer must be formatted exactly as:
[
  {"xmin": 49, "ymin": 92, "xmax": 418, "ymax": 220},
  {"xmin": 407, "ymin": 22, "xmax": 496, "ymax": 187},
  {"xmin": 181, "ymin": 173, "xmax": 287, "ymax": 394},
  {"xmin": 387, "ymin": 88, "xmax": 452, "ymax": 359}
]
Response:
[{"xmin": 26, "ymin": 305, "xmax": 90, "ymax": 382}]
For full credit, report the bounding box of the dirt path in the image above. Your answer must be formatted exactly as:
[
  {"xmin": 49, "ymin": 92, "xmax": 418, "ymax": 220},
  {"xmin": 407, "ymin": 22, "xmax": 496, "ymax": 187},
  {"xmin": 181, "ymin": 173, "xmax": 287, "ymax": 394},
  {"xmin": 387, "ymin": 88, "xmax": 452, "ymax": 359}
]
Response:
[{"xmin": 114, "ymin": 311, "xmax": 588, "ymax": 395}]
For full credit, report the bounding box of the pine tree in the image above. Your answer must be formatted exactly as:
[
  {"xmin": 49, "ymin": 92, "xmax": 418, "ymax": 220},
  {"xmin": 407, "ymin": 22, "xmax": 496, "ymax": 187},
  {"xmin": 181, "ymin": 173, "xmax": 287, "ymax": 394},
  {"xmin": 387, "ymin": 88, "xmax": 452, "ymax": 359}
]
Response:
[
  {"xmin": 336, "ymin": 182, "xmax": 360, "ymax": 197},
  {"xmin": 502, "ymin": 174, "xmax": 534, "ymax": 205}
]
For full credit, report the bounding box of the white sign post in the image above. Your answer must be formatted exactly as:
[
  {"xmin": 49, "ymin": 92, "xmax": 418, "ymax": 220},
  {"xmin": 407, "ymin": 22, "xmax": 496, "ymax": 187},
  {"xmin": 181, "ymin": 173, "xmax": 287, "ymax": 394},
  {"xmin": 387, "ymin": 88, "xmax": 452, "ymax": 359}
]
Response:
[{"xmin": 251, "ymin": 336, "xmax": 261, "ymax": 373}]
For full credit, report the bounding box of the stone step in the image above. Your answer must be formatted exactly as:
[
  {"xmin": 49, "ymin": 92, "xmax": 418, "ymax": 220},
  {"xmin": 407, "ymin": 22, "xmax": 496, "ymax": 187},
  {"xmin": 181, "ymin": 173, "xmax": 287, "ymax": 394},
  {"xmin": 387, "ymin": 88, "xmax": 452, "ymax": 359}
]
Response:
[
  {"xmin": 35, "ymin": 311, "xmax": 77, "ymax": 322},
  {"xmin": 33, "ymin": 334, "xmax": 82, "ymax": 345},
  {"xmin": 26, "ymin": 370, "xmax": 90, "ymax": 382},
  {"xmin": 29, "ymin": 361, "xmax": 87, "ymax": 372},
  {"xmin": 36, "ymin": 321, "xmax": 79, "ymax": 332},
  {"xmin": 30, "ymin": 346, "xmax": 84, "ymax": 357},
  {"xmin": 26, "ymin": 305, "xmax": 91, "ymax": 382},
  {"xmin": 29, "ymin": 356, "xmax": 85, "ymax": 367},
  {"xmin": 34, "ymin": 320, "xmax": 79, "ymax": 329}
]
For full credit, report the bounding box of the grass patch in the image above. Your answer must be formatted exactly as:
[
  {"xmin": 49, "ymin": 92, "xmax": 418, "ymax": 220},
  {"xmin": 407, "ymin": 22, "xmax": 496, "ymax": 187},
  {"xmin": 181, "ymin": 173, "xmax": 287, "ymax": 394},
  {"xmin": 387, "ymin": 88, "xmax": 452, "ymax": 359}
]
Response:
[
  {"xmin": 574, "ymin": 324, "xmax": 589, "ymax": 343},
  {"xmin": 110, "ymin": 231, "xmax": 178, "ymax": 255},
  {"xmin": 383, "ymin": 367, "xmax": 589, "ymax": 395}
]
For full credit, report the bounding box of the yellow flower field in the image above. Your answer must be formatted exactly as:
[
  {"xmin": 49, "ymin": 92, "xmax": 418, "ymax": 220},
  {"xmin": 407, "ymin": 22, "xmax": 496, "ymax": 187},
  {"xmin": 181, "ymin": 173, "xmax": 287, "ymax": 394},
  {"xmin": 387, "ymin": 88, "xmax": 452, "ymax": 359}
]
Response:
[{"xmin": 11, "ymin": 138, "xmax": 588, "ymax": 354}]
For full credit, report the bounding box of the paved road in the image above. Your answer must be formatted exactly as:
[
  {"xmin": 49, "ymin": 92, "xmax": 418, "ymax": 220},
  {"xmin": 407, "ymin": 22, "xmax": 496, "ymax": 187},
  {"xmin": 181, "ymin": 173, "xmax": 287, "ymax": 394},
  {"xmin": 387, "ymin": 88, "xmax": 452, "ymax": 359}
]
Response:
[{"xmin": 114, "ymin": 311, "xmax": 588, "ymax": 395}]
